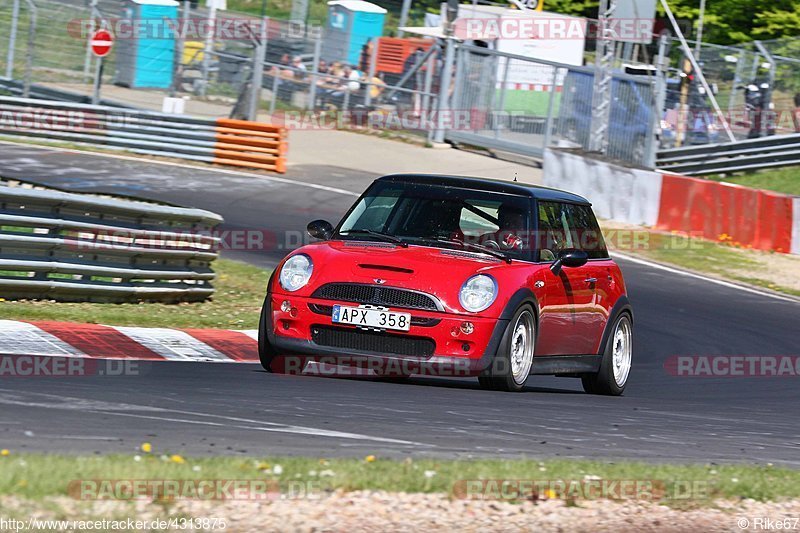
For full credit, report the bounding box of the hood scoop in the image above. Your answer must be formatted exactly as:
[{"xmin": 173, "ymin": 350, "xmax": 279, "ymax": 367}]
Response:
[{"xmin": 358, "ymin": 263, "xmax": 414, "ymax": 274}]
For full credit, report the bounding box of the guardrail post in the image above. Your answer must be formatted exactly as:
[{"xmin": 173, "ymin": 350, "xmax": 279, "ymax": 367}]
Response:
[
  {"xmin": 5, "ymin": 0, "xmax": 20, "ymax": 79},
  {"xmin": 247, "ymin": 17, "xmax": 267, "ymax": 122},
  {"xmin": 307, "ymin": 33, "xmax": 322, "ymax": 110},
  {"xmin": 22, "ymin": 0, "xmax": 36, "ymax": 99}
]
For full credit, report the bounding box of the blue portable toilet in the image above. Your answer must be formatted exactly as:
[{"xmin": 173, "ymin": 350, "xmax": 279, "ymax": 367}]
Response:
[
  {"xmin": 323, "ymin": 0, "xmax": 386, "ymax": 66},
  {"xmin": 115, "ymin": 0, "xmax": 179, "ymax": 89}
]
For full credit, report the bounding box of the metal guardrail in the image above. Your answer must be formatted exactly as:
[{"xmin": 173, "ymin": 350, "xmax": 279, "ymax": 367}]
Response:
[
  {"xmin": 0, "ymin": 179, "xmax": 224, "ymax": 302},
  {"xmin": 657, "ymin": 134, "xmax": 800, "ymax": 175},
  {"xmin": 0, "ymin": 97, "xmax": 288, "ymax": 173}
]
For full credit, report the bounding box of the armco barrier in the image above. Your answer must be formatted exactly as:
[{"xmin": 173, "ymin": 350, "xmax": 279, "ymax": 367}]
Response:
[
  {"xmin": 0, "ymin": 97, "xmax": 287, "ymax": 173},
  {"xmin": 543, "ymin": 148, "xmax": 663, "ymax": 226},
  {"xmin": 0, "ymin": 179, "xmax": 224, "ymax": 302},
  {"xmin": 544, "ymin": 148, "xmax": 799, "ymax": 256}
]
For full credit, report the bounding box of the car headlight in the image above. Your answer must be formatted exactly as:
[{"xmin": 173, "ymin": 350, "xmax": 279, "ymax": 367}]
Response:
[
  {"xmin": 459, "ymin": 275, "xmax": 497, "ymax": 313},
  {"xmin": 279, "ymin": 254, "xmax": 313, "ymax": 292}
]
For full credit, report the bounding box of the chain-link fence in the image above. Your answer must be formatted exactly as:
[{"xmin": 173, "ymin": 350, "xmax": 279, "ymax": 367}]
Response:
[{"xmin": 448, "ymin": 44, "xmax": 659, "ymax": 168}]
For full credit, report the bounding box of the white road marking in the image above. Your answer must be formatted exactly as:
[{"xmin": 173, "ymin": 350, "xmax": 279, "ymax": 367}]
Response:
[
  {"xmin": 0, "ymin": 390, "xmax": 428, "ymax": 446},
  {"xmin": 612, "ymin": 252, "xmax": 800, "ymax": 304},
  {"xmin": 0, "ymin": 320, "xmax": 87, "ymax": 357}
]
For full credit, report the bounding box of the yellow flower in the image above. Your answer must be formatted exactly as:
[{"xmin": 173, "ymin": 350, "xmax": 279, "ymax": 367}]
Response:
[
  {"xmin": 141, "ymin": 442, "xmax": 152, "ymax": 454},
  {"xmin": 544, "ymin": 489, "xmax": 557, "ymax": 499},
  {"xmin": 365, "ymin": 455, "xmax": 376, "ymax": 463},
  {"xmin": 256, "ymin": 462, "xmax": 271, "ymax": 471},
  {"xmin": 170, "ymin": 454, "xmax": 186, "ymax": 464},
  {"xmin": 0, "ymin": 449, "xmax": 9, "ymax": 457}
]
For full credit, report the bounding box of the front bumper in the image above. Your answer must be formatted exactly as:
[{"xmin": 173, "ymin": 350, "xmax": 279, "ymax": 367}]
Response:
[{"xmin": 264, "ymin": 293, "xmax": 506, "ymax": 375}]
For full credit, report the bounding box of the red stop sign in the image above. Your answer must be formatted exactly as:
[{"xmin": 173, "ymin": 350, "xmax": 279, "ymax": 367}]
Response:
[{"xmin": 91, "ymin": 29, "xmax": 113, "ymax": 58}]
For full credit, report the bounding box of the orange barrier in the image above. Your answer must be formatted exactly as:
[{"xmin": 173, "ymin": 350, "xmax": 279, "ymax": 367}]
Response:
[
  {"xmin": 213, "ymin": 118, "xmax": 288, "ymax": 173},
  {"xmin": 656, "ymin": 174, "xmax": 793, "ymax": 252},
  {"xmin": 376, "ymin": 37, "xmax": 435, "ymax": 75}
]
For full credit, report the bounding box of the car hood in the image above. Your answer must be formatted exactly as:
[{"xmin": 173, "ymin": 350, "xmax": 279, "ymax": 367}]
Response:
[{"xmin": 277, "ymin": 240, "xmax": 533, "ymax": 315}]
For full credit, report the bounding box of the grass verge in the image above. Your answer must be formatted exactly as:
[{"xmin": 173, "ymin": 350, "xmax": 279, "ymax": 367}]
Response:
[
  {"xmin": 0, "ymin": 259, "xmax": 269, "ymax": 329},
  {"xmin": 601, "ymin": 224, "xmax": 800, "ymax": 298},
  {"xmin": 0, "ymin": 453, "xmax": 798, "ymax": 505},
  {"xmin": 707, "ymin": 166, "xmax": 800, "ymax": 196}
]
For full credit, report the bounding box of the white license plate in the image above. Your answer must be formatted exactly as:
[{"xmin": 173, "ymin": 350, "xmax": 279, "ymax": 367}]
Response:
[{"xmin": 331, "ymin": 305, "xmax": 411, "ymax": 331}]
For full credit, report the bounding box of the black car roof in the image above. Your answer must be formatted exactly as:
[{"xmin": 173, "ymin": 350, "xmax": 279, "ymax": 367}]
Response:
[{"xmin": 376, "ymin": 174, "xmax": 591, "ymax": 205}]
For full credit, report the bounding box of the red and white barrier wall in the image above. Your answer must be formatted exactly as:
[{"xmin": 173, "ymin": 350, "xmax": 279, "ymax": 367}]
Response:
[{"xmin": 543, "ymin": 149, "xmax": 800, "ymax": 256}]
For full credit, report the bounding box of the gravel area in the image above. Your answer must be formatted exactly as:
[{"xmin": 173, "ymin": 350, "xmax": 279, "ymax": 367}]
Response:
[{"xmin": 3, "ymin": 492, "xmax": 799, "ymax": 532}]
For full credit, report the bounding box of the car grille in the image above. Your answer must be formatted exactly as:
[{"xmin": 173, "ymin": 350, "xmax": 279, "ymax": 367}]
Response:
[
  {"xmin": 308, "ymin": 303, "xmax": 441, "ymax": 327},
  {"xmin": 311, "ymin": 326, "xmax": 436, "ymax": 357},
  {"xmin": 311, "ymin": 283, "xmax": 441, "ymax": 311}
]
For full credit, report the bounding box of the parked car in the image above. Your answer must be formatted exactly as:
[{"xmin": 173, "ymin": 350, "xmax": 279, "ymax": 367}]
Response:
[{"xmin": 259, "ymin": 174, "xmax": 634, "ymax": 395}]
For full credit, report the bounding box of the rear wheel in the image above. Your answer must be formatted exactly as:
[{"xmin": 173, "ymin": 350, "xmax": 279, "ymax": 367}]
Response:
[
  {"xmin": 478, "ymin": 306, "xmax": 536, "ymax": 392},
  {"xmin": 582, "ymin": 314, "xmax": 632, "ymax": 396}
]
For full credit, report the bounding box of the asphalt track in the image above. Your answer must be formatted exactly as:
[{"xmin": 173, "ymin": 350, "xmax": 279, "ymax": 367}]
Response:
[{"xmin": 0, "ymin": 142, "xmax": 798, "ymax": 465}]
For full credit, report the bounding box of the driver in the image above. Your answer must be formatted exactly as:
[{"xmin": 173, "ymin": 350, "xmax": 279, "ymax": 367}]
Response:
[{"xmin": 478, "ymin": 204, "xmax": 526, "ymax": 250}]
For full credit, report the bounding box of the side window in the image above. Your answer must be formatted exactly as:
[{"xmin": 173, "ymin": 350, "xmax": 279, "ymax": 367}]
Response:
[
  {"xmin": 537, "ymin": 202, "xmax": 608, "ymax": 261},
  {"xmin": 563, "ymin": 204, "xmax": 609, "ymax": 260},
  {"xmin": 537, "ymin": 202, "xmax": 570, "ymax": 262}
]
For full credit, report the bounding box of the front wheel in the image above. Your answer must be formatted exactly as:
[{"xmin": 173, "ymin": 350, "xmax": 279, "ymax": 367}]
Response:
[
  {"xmin": 258, "ymin": 302, "xmax": 307, "ymax": 374},
  {"xmin": 478, "ymin": 306, "xmax": 536, "ymax": 392},
  {"xmin": 582, "ymin": 313, "xmax": 632, "ymax": 396}
]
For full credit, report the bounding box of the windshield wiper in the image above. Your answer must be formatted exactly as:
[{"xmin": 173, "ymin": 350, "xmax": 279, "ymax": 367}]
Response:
[
  {"xmin": 431, "ymin": 238, "xmax": 512, "ymax": 263},
  {"xmin": 339, "ymin": 229, "xmax": 408, "ymax": 247}
]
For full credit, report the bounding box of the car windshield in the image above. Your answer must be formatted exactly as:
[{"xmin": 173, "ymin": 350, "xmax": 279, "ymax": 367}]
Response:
[{"xmin": 337, "ymin": 181, "xmax": 533, "ymax": 260}]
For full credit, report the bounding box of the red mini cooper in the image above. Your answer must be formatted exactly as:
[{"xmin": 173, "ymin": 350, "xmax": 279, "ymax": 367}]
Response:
[{"xmin": 259, "ymin": 174, "xmax": 633, "ymax": 395}]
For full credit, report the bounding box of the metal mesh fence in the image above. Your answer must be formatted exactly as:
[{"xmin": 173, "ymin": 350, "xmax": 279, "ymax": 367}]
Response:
[{"xmin": 449, "ymin": 44, "xmax": 658, "ymax": 167}]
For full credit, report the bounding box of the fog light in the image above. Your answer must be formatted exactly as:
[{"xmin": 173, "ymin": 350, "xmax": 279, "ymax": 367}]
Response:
[
  {"xmin": 460, "ymin": 322, "xmax": 475, "ymax": 335},
  {"xmin": 281, "ymin": 300, "xmax": 292, "ymax": 312},
  {"xmin": 461, "ymin": 343, "xmax": 471, "ymax": 352}
]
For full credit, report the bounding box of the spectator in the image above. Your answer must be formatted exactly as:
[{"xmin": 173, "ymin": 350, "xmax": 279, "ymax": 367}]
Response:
[
  {"xmin": 317, "ymin": 59, "xmax": 329, "ymax": 75},
  {"xmin": 365, "ymin": 72, "xmax": 386, "ymax": 100},
  {"xmin": 292, "ymin": 56, "xmax": 307, "ymax": 80}
]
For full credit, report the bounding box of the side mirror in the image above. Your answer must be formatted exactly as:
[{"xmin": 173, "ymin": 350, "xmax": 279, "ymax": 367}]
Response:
[
  {"xmin": 550, "ymin": 249, "xmax": 589, "ymax": 275},
  {"xmin": 307, "ymin": 220, "xmax": 334, "ymax": 240}
]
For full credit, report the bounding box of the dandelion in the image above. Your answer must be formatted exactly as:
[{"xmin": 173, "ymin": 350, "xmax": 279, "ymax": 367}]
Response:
[
  {"xmin": 583, "ymin": 475, "xmax": 601, "ymax": 481},
  {"xmin": 0, "ymin": 449, "xmax": 9, "ymax": 457},
  {"xmin": 731, "ymin": 477, "xmax": 739, "ymax": 483},
  {"xmin": 170, "ymin": 454, "xmax": 186, "ymax": 464},
  {"xmin": 424, "ymin": 470, "xmax": 436, "ymax": 479},
  {"xmin": 192, "ymin": 465, "xmax": 202, "ymax": 472},
  {"xmin": 133, "ymin": 455, "xmax": 142, "ymax": 462},
  {"xmin": 544, "ymin": 489, "xmax": 558, "ymax": 499},
  {"xmin": 319, "ymin": 470, "xmax": 336, "ymax": 477},
  {"xmin": 141, "ymin": 442, "xmax": 153, "ymax": 454},
  {"xmin": 272, "ymin": 464, "xmax": 283, "ymax": 475},
  {"xmin": 365, "ymin": 455, "xmax": 376, "ymax": 463},
  {"xmin": 256, "ymin": 462, "xmax": 271, "ymax": 471}
]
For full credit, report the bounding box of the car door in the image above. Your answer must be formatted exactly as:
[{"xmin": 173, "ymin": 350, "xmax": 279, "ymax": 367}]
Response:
[{"xmin": 534, "ymin": 201, "xmax": 601, "ymax": 356}]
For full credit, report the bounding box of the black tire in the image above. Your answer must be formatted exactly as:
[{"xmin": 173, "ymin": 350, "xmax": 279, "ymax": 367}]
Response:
[
  {"xmin": 258, "ymin": 300, "xmax": 307, "ymax": 374},
  {"xmin": 478, "ymin": 305, "xmax": 536, "ymax": 393},
  {"xmin": 582, "ymin": 313, "xmax": 633, "ymax": 396},
  {"xmin": 258, "ymin": 302, "xmax": 277, "ymax": 372}
]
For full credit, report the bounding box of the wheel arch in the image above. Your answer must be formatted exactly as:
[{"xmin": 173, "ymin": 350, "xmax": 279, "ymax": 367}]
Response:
[{"xmin": 597, "ymin": 295, "xmax": 634, "ymax": 356}]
